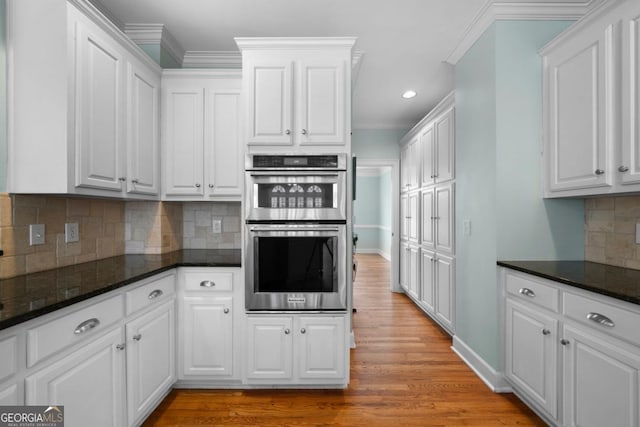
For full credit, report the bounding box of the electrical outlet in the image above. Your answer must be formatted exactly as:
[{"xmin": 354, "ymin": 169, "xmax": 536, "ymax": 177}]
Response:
[
  {"xmin": 212, "ymin": 218, "xmax": 222, "ymax": 234},
  {"xmin": 29, "ymin": 224, "xmax": 45, "ymax": 245},
  {"xmin": 65, "ymin": 223, "xmax": 79, "ymax": 243}
]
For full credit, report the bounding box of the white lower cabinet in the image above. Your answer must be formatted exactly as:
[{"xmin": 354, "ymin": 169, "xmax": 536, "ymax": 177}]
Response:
[
  {"xmin": 125, "ymin": 300, "xmax": 175, "ymax": 427},
  {"xmin": 0, "ymin": 383, "xmax": 20, "ymax": 405},
  {"xmin": 503, "ymin": 268, "xmax": 640, "ymax": 427},
  {"xmin": 181, "ymin": 296, "xmax": 233, "ymax": 378},
  {"xmin": 25, "ymin": 327, "xmax": 126, "ymax": 427},
  {"xmin": 562, "ymin": 325, "xmax": 640, "ymax": 427},
  {"xmin": 246, "ymin": 315, "xmax": 347, "ymax": 385},
  {"xmin": 419, "ymin": 250, "xmax": 454, "ymax": 333}
]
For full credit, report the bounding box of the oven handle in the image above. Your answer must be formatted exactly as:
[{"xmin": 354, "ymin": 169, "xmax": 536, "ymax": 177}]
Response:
[
  {"xmin": 248, "ymin": 171, "xmax": 341, "ymax": 177},
  {"xmin": 249, "ymin": 226, "xmax": 342, "ymax": 233}
]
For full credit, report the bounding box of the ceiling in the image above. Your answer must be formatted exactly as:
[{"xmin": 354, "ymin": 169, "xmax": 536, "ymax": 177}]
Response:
[{"xmin": 94, "ymin": 0, "xmax": 490, "ymax": 131}]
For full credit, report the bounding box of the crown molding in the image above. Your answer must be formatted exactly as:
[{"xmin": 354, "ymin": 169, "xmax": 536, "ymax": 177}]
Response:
[
  {"xmin": 235, "ymin": 37, "xmax": 357, "ymax": 51},
  {"xmin": 400, "ymin": 91, "xmax": 455, "ymax": 146},
  {"xmin": 445, "ymin": 0, "xmax": 605, "ymax": 65},
  {"xmin": 182, "ymin": 51, "xmax": 242, "ymax": 69},
  {"xmin": 124, "ymin": 23, "xmax": 185, "ymax": 67},
  {"xmin": 87, "ymin": 0, "xmax": 124, "ymax": 30}
]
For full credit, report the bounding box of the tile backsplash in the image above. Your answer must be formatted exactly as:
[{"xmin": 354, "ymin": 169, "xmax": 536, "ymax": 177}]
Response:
[
  {"xmin": 0, "ymin": 193, "xmax": 126, "ymax": 278},
  {"xmin": 585, "ymin": 196, "xmax": 640, "ymax": 269},
  {"xmin": 182, "ymin": 202, "xmax": 241, "ymax": 249},
  {"xmin": 125, "ymin": 201, "xmax": 183, "ymax": 254}
]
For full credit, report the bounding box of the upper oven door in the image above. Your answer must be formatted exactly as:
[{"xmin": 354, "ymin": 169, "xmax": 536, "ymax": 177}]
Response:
[{"xmin": 245, "ymin": 171, "xmax": 346, "ymax": 221}]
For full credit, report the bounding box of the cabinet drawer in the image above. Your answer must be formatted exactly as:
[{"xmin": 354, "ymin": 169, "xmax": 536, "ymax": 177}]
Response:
[
  {"xmin": 26, "ymin": 295, "xmax": 123, "ymax": 367},
  {"xmin": 0, "ymin": 335, "xmax": 18, "ymax": 383},
  {"xmin": 126, "ymin": 273, "xmax": 175, "ymax": 316},
  {"xmin": 505, "ymin": 271, "xmax": 559, "ymax": 312},
  {"xmin": 183, "ymin": 271, "xmax": 233, "ymax": 292},
  {"xmin": 564, "ymin": 292, "xmax": 640, "ymax": 346}
]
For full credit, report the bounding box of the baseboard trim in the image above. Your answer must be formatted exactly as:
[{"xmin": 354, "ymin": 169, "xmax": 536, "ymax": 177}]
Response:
[
  {"xmin": 451, "ymin": 336, "xmax": 512, "ymax": 393},
  {"xmin": 355, "ymin": 248, "xmax": 391, "ymax": 261}
]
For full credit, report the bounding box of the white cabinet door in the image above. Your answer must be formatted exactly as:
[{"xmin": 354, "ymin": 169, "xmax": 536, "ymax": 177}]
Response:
[
  {"xmin": 0, "ymin": 383, "xmax": 20, "ymax": 405},
  {"xmin": 620, "ymin": 1, "xmax": 640, "ymax": 185},
  {"xmin": 421, "ymin": 126, "xmax": 435, "ymax": 187},
  {"xmin": 126, "ymin": 301, "xmax": 175, "ymax": 427},
  {"xmin": 400, "ymin": 194, "xmax": 409, "ymax": 241},
  {"xmin": 246, "ymin": 59, "xmax": 293, "ymax": 146},
  {"xmin": 399, "ymin": 242, "xmax": 409, "ymax": 292},
  {"xmin": 434, "ymin": 108, "xmax": 454, "ymax": 184},
  {"xmin": 407, "ymin": 245, "xmax": 420, "ymax": 301},
  {"xmin": 435, "ymin": 183, "xmax": 454, "ymax": 254},
  {"xmin": 408, "ymin": 191, "xmax": 420, "ymax": 244},
  {"xmin": 163, "ymin": 87, "xmax": 205, "ymax": 196},
  {"xmin": 74, "ymin": 18, "xmax": 125, "ymax": 192},
  {"xmin": 544, "ymin": 22, "xmax": 614, "ymax": 193},
  {"xmin": 421, "ymin": 188, "xmax": 435, "ymax": 248},
  {"xmin": 298, "ymin": 57, "xmax": 346, "ymax": 146},
  {"xmin": 400, "ymin": 146, "xmax": 410, "ymax": 193},
  {"xmin": 420, "ymin": 249, "xmax": 436, "ymax": 314},
  {"xmin": 297, "ymin": 316, "xmax": 346, "ymax": 379},
  {"xmin": 126, "ymin": 61, "xmax": 159, "ymax": 196},
  {"xmin": 434, "ymin": 254, "xmax": 455, "ymax": 332},
  {"xmin": 25, "ymin": 328, "xmax": 125, "ymax": 427},
  {"xmin": 206, "ymin": 89, "xmax": 242, "ymax": 198},
  {"xmin": 562, "ymin": 325, "xmax": 640, "ymax": 427},
  {"xmin": 182, "ymin": 296, "xmax": 233, "ymax": 378},
  {"xmin": 246, "ymin": 317, "xmax": 293, "ymax": 380},
  {"xmin": 505, "ymin": 299, "xmax": 558, "ymax": 419}
]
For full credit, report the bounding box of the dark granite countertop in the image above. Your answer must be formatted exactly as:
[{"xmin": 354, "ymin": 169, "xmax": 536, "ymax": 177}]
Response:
[
  {"xmin": 0, "ymin": 249, "xmax": 241, "ymax": 331},
  {"xmin": 498, "ymin": 260, "xmax": 640, "ymax": 306}
]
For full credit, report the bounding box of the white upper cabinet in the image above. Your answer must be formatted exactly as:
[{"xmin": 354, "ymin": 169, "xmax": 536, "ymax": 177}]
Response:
[
  {"xmin": 434, "ymin": 108, "xmax": 455, "ymax": 184},
  {"xmin": 542, "ymin": 0, "xmax": 640, "ymax": 197},
  {"xmin": 7, "ymin": 1, "xmax": 161, "ymax": 199},
  {"xmin": 162, "ymin": 71, "xmax": 243, "ymax": 201},
  {"xmin": 237, "ymin": 38, "xmax": 355, "ymax": 152}
]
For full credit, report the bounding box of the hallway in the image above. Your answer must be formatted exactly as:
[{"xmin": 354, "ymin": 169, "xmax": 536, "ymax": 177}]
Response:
[{"xmin": 144, "ymin": 254, "xmax": 544, "ymax": 426}]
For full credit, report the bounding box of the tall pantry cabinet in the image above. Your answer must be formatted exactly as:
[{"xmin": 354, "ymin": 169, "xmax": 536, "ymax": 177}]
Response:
[{"xmin": 400, "ymin": 92, "xmax": 455, "ymax": 334}]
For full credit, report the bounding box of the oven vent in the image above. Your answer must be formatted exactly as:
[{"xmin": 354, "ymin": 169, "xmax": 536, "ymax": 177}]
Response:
[{"xmin": 252, "ymin": 155, "xmax": 339, "ymax": 168}]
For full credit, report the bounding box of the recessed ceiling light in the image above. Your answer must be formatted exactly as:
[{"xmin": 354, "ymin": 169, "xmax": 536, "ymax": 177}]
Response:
[{"xmin": 402, "ymin": 90, "xmax": 417, "ymax": 99}]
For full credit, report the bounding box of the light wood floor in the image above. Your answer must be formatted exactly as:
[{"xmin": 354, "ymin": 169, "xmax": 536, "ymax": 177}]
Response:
[{"xmin": 144, "ymin": 254, "xmax": 544, "ymax": 426}]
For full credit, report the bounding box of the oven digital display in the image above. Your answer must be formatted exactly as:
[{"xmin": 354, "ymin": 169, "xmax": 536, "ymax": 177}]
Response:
[{"xmin": 283, "ymin": 157, "xmax": 308, "ymax": 166}]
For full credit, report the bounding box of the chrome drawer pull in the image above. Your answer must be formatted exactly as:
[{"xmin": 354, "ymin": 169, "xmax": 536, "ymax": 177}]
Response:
[
  {"xmin": 519, "ymin": 288, "xmax": 536, "ymax": 298},
  {"xmin": 200, "ymin": 280, "xmax": 216, "ymax": 288},
  {"xmin": 148, "ymin": 289, "xmax": 163, "ymax": 300},
  {"xmin": 586, "ymin": 312, "xmax": 615, "ymax": 328},
  {"xmin": 74, "ymin": 318, "xmax": 100, "ymax": 335},
  {"xmin": 542, "ymin": 329, "xmax": 551, "ymax": 335}
]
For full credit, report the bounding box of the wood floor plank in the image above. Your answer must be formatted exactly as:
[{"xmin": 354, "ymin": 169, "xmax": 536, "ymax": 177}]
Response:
[{"xmin": 143, "ymin": 254, "xmax": 545, "ymax": 426}]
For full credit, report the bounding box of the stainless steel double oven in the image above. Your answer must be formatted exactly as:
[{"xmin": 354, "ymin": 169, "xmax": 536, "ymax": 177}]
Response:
[{"xmin": 245, "ymin": 154, "xmax": 348, "ymax": 311}]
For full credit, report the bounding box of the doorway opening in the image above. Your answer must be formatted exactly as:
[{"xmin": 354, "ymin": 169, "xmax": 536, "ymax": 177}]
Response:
[{"xmin": 354, "ymin": 159, "xmax": 399, "ymax": 291}]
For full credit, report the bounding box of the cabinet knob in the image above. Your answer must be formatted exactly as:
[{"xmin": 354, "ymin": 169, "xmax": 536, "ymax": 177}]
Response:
[
  {"xmin": 131, "ymin": 179, "xmax": 139, "ymax": 185},
  {"xmin": 300, "ymin": 328, "xmax": 306, "ymax": 334},
  {"xmin": 285, "ymin": 129, "xmax": 291, "ymax": 135},
  {"xmin": 284, "ymin": 328, "xmax": 291, "ymax": 335},
  {"xmin": 133, "ymin": 334, "xmax": 142, "ymax": 341},
  {"xmin": 619, "ymin": 166, "xmax": 629, "ymax": 173},
  {"xmin": 116, "ymin": 343, "xmax": 125, "ymax": 351},
  {"xmin": 195, "ymin": 183, "xmax": 201, "ymax": 188},
  {"xmin": 209, "ymin": 184, "xmax": 214, "ymax": 188},
  {"xmin": 223, "ymin": 308, "xmax": 230, "ymax": 314},
  {"xmin": 301, "ymin": 129, "xmax": 308, "ymax": 135},
  {"xmin": 542, "ymin": 329, "xmax": 551, "ymax": 335},
  {"xmin": 594, "ymin": 169, "xmax": 605, "ymax": 175},
  {"xmin": 118, "ymin": 177, "xmax": 126, "ymax": 182},
  {"xmin": 560, "ymin": 339, "xmax": 570, "ymax": 346}
]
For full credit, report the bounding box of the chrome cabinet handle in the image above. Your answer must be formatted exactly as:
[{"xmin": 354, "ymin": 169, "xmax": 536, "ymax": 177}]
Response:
[
  {"xmin": 560, "ymin": 339, "xmax": 570, "ymax": 346},
  {"xmin": 519, "ymin": 288, "xmax": 536, "ymax": 298},
  {"xmin": 586, "ymin": 312, "xmax": 615, "ymax": 328},
  {"xmin": 74, "ymin": 318, "xmax": 100, "ymax": 335},
  {"xmin": 133, "ymin": 334, "xmax": 142, "ymax": 341},
  {"xmin": 300, "ymin": 328, "xmax": 306, "ymax": 334},
  {"xmin": 223, "ymin": 308, "xmax": 230, "ymax": 314},
  {"xmin": 116, "ymin": 343, "xmax": 125, "ymax": 351},
  {"xmin": 131, "ymin": 179, "xmax": 139, "ymax": 184},
  {"xmin": 285, "ymin": 129, "xmax": 291, "ymax": 135},
  {"xmin": 118, "ymin": 177, "xmax": 126, "ymax": 182},
  {"xmin": 542, "ymin": 329, "xmax": 551, "ymax": 335},
  {"xmin": 301, "ymin": 129, "xmax": 307, "ymax": 135},
  {"xmin": 284, "ymin": 328, "xmax": 291, "ymax": 335},
  {"xmin": 209, "ymin": 184, "xmax": 214, "ymax": 188},
  {"xmin": 595, "ymin": 169, "xmax": 605, "ymax": 175},
  {"xmin": 200, "ymin": 280, "xmax": 216, "ymax": 288},
  {"xmin": 619, "ymin": 166, "xmax": 629, "ymax": 172},
  {"xmin": 148, "ymin": 289, "xmax": 163, "ymax": 300},
  {"xmin": 195, "ymin": 183, "xmax": 201, "ymax": 188}
]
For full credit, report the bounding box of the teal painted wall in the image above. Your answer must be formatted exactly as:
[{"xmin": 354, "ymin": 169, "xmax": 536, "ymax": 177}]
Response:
[
  {"xmin": 454, "ymin": 20, "xmax": 583, "ymax": 370},
  {"xmin": 138, "ymin": 44, "xmax": 181, "ymax": 68},
  {"xmin": 0, "ymin": 0, "xmax": 6, "ymax": 192},
  {"xmin": 352, "ymin": 129, "xmax": 404, "ymax": 159},
  {"xmin": 354, "ymin": 170, "xmax": 392, "ymax": 257},
  {"xmin": 379, "ymin": 168, "xmax": 392, "ymax": 256}
]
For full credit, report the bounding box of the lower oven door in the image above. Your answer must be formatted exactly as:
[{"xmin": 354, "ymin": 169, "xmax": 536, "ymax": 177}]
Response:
[{"xmin": 245, "ymin": 223, "xmax": 347, "ymax": 311}]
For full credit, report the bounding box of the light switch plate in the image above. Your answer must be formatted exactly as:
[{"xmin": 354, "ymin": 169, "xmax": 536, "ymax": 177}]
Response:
[
  {"xmin": 65, "ymin": 223, "xmax": 79, "ymax": 243},
  {"xmin": 212, "ymin": 218, "xmax": 222, "ymax": 234},
  {"xmin": 29, "ymin": 224, "xmax": 45, "ymax": 245}
]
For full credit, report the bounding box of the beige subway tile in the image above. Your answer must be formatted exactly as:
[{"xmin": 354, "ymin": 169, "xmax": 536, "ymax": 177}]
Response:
[
  {"xmin": 67, "ymin": 198, "xmax": 91, "ymax": 217},
  {"xmin": 614, "ymin": 217, "xmax": 636, "ymax": 234},
  {"xmin": 604, "ymin": 256, "xmax": 626, "ymax": 268},
  {"xmin": 0, "ymin": 255, "xmax": 26, "ymax": 278},
  {"xmin": 38, "ymin": 207, "xmax": 66, "ymax": 234},
  {"xmin": 2, "ymin": 226, "xmax": 36, "ymax": 256},
  {"xmin": 585, "ymin": 246, "xmax": 606, "ymax": 263},
  {"xmin": 114, "ymin": 222, "xmax": 125, "ymax": 239},
  {"xmin": 81, "ymin": 237, "xmax": 97, "ymax": 255},
  {"xmin": 75, "ymin": 253, "xmax": 97, "ymax": 264},
  {"xmin": 96, "ymin": 238, "xmax": 115, "ymax": 258},
  {"xmin": 103, "ymin": 223, "xmax": 115, "ymax": 238},
  {"xmin": 82, "ymin": 217, "xmax": 103, "ymax": 239},
  {"xmin": 586, "ymin": 220, "xmax": 614, "ymax": 233},
  {"xmin": 90, "ymin": 200, "xmax": 106, "ymax": 217},
  {"xmin": 26, "ymin": 251, "xmax": 56, "ymax": 273},
  {"xmin": 104, "ymin": 202, "xmax": 124, "ymax": 223},
  {"xmin": 585, "ymin": 231, "xmax": 606, "ymax": 248},
  {"xmin": 14, "ymin": 195, "xmax": 47, "ymax": 208},
  {"xmin": 13, "ymin": 206, "xmax": 38, "ymax": 226},
  {"xmin": 0, "ymin": 195, "xmax": 13, "ymax": 226},
  {"xmin": 57, "ymin": 255, "xmax": 77, "ymax": 268},
  {"xmin": 45, "ymin": 197, "xmax": 66, "ymax": 211},
  {"xmin": 114, "ymin": 239, "xmax": 125, "ymax": 255},
  {"xmin": 624, "ymin": 259, "xmax": 640, "ymax": 271},
  {"xmin": 614, "ymin": 196, "xmax": 640, "ymax": 217}
]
